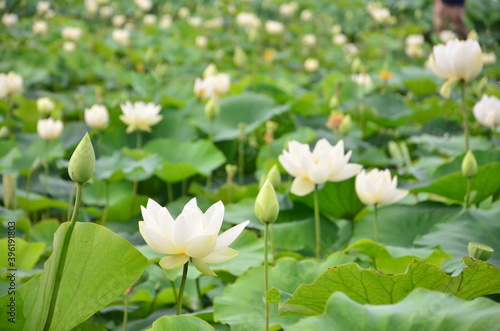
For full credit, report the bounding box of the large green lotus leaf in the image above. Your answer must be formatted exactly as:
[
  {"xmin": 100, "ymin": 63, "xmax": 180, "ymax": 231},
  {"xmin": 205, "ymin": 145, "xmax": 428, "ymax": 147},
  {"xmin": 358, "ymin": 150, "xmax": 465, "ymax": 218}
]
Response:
[
  {"xmin": 27, "ymin": 219, "xmax": 60, "ymax": 251},
  {"xmin": 411, "ymin": 162, "xmax": 500, "ymax": 205},
  {"xmin": 190, "ymin": 93, "xmax": 289, "ymax": 142},
  {"xmin": 364, "ymin": 93, "xmax": 414, "ymax": 127},
  {"xmin": 350, "ymin": 202, "xmax": 463, "ymax": 247},
  {"xmin": 279, "ymin": 257, "xmax": 500, "ymax": 316},
  {"xmin": 292, "ymin": 178, "xmax": 364, "ymax": 221},
  {"xmin": 0, "ymin": 238, "xmax": 45, "ymax": 273},
  {"xmin": 144, "ymin": 139, "xmax": 226, "ymax": 183},
  {"xmin": 150, "ymin": 110, "xmax": 196, "ymax": 142},
  {"xmin": 0, "ymin": 222, "xmax": 148, "ymax": 330},
  {"xmin": 415, "ymin": 204, "xmax": 500, "ymax": 271},
  {"xmin": 94, "ymin": 150, "xmax": 161, "ymax": 182},
  {"xmin": 430, "ymin": 150, "xmax": 500, "ymax": 180},
  {"xmin": 287, "ymin": 289, "xmax": 500, "ymax": 331},
  {"xmin": 213, "ymin": 254, "xmax": 356, "ymax": 331},
  {"xmin": 107, "ymin": 194, "xmax": 148, "ymax": 222},
  {"xmin": 150, "ymin": 315, "xmax": 214, "ymax": 331},
  {"xmin": 345, "ymin": 239, "xmax": 451, "ymax": 274},
  {"xmin": 410, "ymin": 134, "xmax": 491, "ymax": 156},
  {"xmin": 16, "ymin": 190, "xmax": 68, "ymax": 212}
]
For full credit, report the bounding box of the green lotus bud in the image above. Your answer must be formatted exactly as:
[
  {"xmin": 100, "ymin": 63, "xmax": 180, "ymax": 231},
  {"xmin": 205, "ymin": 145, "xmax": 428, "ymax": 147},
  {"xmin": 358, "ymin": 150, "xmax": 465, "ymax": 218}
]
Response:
[
  {"xmin": 225, "ymin": 164, "xmax": 237, "ymax": 183},
  {"xmin": 351, "ymin": 57, "xmax": 362, "ymax": 73},
  {"xmin": 203, "ymin": 63, "xmax": 218, "ymax": 78},
  {"xmin": 255, "ymin": 180, "xmax": 279, "ymax": 224},
  {"xmin": 3, "ymin": 174, "xmax": 16, "ymax": 209},
  {"xmin": 68, "ymin": 133, "xmax": 95, "ymax": 183},
  {"xmin": 468, "ymin": 242, "xmax": 493, "ymax": 261},
  {"xmin": 204, "ymin": 97, "xmax": 220, "ymax": 120},
  {"xmin": 461, "ymin": 150, "xmax": 478, "ymax": 178},
  {"xmin": 328, "ymin": 96, "xmax": 339, "ymax": 109},
  {"xmin": 234, "ymin": 46, "xmax": 248, "ymax": 68},
  {"xmin": 266, "ymin": 164, "xmax": 281, "ymax": 189},
  {"xmin": 388, "ymin": 141, "xmax": 403, "ymax": 165},
  {"xmin": 339, "ymin": 114, "xmax": 352, "ymax": 135}
]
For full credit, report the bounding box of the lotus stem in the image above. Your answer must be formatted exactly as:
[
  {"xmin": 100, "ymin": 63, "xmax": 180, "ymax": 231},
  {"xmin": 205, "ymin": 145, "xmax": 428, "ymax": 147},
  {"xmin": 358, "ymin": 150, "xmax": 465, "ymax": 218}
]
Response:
[
  {"xmin": 176, "ymin": 262, "xmax": 189, "ymax": 315},
  {"xmin": 374, "ymin": 203, "xmax": 379, "ymax": 244},
  {"xmin": 44, "ymin": 182, "xmax": 84, "ymax": 331},
  {"xmin": 314, "ymin": 186, "xmax": 321, "ymax": 259},
  {"xmin": 196, "ymin": 278, "xmax": 204, "ymax": 310},
  {"xmin": 122, "ymin": 292, "xmax": 129, "ymax": 331},
  {"xmin": 460, "ymin": 81, "xmax": 470, "ymax": 151},
  {"xmin": 264, "ymin": 222, "xmax": 270, "ymax": 331}
]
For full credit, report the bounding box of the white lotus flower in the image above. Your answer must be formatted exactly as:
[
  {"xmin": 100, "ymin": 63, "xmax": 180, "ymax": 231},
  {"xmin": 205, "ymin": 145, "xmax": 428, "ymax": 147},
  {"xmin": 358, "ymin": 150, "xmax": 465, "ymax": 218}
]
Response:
[
  {"xmin": 355, "ymin": 169, "xmax": 408, "ymax": 205},
  {"xmin": 85, "ymin": 104, "xmax": 109, "ymax": 129},
  {"xmin": 300, "ymin": 9, "xmax": 313, "ymax": 21},
  {"xmin": 482, "ymin": 52, "xmax": 496, "ymax": 65},
  {"xmin": 112, "ymin": 15, "xmax": 126, "ymax": 27},
  {"xmin": 37, "ymin": 118, "xmax": 64, "ymax": 141},
  {"xmin": 351, "ymin": 73, "xmax": 372, "ymax": 86},
  {"xmin": 62, "ymin": 27, "xmax": 83, "ymax": 41},
  {"xmin": 195, "ymin": 35, "xmax": 208, "ymax": 49},
  {"xmin": 36, "ymin": 1, "xmax": 50, "ymax": 14},
  {"xmin": 143, "ymin": 14, "xmax": 157, "ymax": 26},
  {"xmin": 279, "ymin": 2, "xmax": 298, "ymax": 17},
  {"xmin": 112, "ymin": 29, "xmax": 130, "ymax": 46},
  {"xmin": 178, "ymin": 6, "xmax": 190, "ymax": 19},
  {"xmin": 99, "ymin": 6, "xmax": 113, "ymax": 19},
  {"xmin": 332, "ymin": 34, "xmax": 347, "ymax": 46},
  {"xmin": 405, "ymin": 34, "xmax": 424, "ymax": 47},
  {"xmin": 2, "ymin": 13, "xmax": 18, "ymax": 27},
  {"xmin": 0, "ymin": 72, "xmax": 23, "ymax": 96},
  {"xmin": 159, "ymin": 15, "xmax": 173, "ymax": 29},
  {"xmin": 119, "ymin": 101, "xmax": 162, "ymax": 133},
  {"xmin": 473, "ymin": 95, "xmax": 500, "ymax": 128},
  {"xmin": 302, "ymin": 34, "xmax": 317, "ymax": 47},
  {"xmin": 37, "ymin": 97, "xmax": 55, "ymax": 115},
  {"xmin": 194, "ymin": 73, "xmax": 230, "ymax": 99},
  {"xmin": 279, "ymin": 139, "xmax": 362, "ymax": 196},
  {"xmin": 439, "ymin": 30, "xmax": 456, "ymax": 43},
  {"xmin": 134, "ymin": 0, "xmax": 152, "ymax": 12},
  {"xmin": 428, "ymin": 39, "xmax": 483, "ymax": 82},
  {"xmin": 84, "ymin": 0, "xmax": 98, "ymax": 14},
  {"xmin": 265, "ymin": 20, "xmax": 284, "ymax": 35},
  {"xmin": 139, "ymin": 198, "xmax": 249, "ymax": 276},
  {"xmin": 236, "ymin": 12, "xmax": 261, "ymax": 29},
  {"xmin": 33, "ymin": 21, "xmax": 48, "ymax": 34},
  {"xmin": 63, "ymin": 41, "xmax": 76, "ymax": 52},
  {"xmin": 304, "ymin": 58, "xmax": 319, "ymax": 72}
]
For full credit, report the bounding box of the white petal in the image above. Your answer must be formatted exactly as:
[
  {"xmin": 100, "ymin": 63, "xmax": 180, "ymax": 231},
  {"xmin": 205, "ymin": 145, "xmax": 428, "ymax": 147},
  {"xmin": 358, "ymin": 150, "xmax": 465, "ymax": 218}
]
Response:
[
  {"xmin": 213, "ymin": 220, "xmax": 250, "ymax": 252},
  {"xmin": 204, "ymin": 201, "xmax": 225, "ymax": 235},
  {"xmin": 290, "ymin": 176, "xmax": 315, "ymax": 196},
  {"xmin": 159, "ymin": 254, "xmax": 189, "ymax": 270},
  {"xmin": 202, "ymin": 247, "xmax": 239, "ymax": 264},
  {"xmin": 183, "ymin": 234, "xmax": 218, "ymax": 258},
  {"xmin": 192, "ymin": 258, "xmax": 217, "ymax": 276},
  {"xmin": 139, "ymin": 222, "xmax": 180, "ymax": 255}
]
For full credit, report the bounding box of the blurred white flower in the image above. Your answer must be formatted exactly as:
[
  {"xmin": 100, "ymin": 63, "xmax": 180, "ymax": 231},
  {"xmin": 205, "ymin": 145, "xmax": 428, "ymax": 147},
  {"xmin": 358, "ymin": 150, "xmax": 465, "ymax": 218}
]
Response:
[
  {"xmin": 112, "ymin": 29, "xmax": 130, "ymax": 46},
  {"xmin": 178, "ymin": 6, "xmax": 190, "ymax": 19},
  {"xmin": 304, "ymin": 58, "xmax": 319, "ymax": 72},
  {"xmin": 332, "ymin": 33, "xmax": 347, "ymax": 45},
  {"xmin": 405, "ymin": 34, "xmax": 424, "ymax": 47},
  {"xmin": 37, "ymin": 118, "xmax": 64, "ymax": 141},
  {"xmin": 370, "ymin": 7, "xmax": 391, "ymax": 23},
  {"xmin": 99, "ymin": 6, "xmax": 113, "ymax": 19},
  {"xmin": 84, "ymin": 0, "xmax": 98, "ymax": 14},
  {"xmin": 331, "ymin": 24, "xmax": 342, "ymax": 35},
  {"xmin": 265, "ymin": 20, "xmax": 284, "ymax": 35},
  {"xmin": 355, "ymin": 169, "xmax": 408, "ymax": 205},
  {"xmin": 405, "ymin": 45, "xmax": 424, "ymax": 58},
  {"xmin": 279, "ymin": 139, "xmax": 362, "ymax": 196},
  {"xmin": 482, "ymin": 52, "xmax": 496, "ymax": 65},
  {"xmin": 187, "ymin": 16, "xmax": 203, "ymax": 27},
  {"xmin": 37, "ymin": 97, "xmax": 55, "ymax": 115},
  {"xmin": 300, "ymin": 9, "xmax": 313, "ymax": 21},
  {"xmin": 36, "ymin": 1, "xmax": 51, "ymax": 14},
  {"xmin": 85, "ymin": 104, "xmax": 109, "ymax": 129},
  {"xmin": 195, "ymin": 35, "xmax": 208, "ymax": 49},
  {"xmin": 0, "ymin": 1, "xmax": 6, "ymax": 10},
  {"xmin": 204, "ymin": 17, "xmax": 224, "ymax": 29},
  {"xmin": 343, "ymin": 43, "xmax": 359, "ymax": 57},
  {"xmin": 143, "ymin": 14, "xmax": 157, "ymax": 25},
  {"xmin": 134, "ymin": 0, "xmax": 152, "ymax": 12},
  {"xmin": 63, "ymin": 41, "xmax": 76, "ymax": 52},
  {"xmin": 439, "ymin": 30, "xmax": 456, "ymax": 43},
  {"xmin": 473, "ymin": 95, "xmax": 500, "ymax": 128},
  {"xmin": 33, "ymin": 21, "xmax": 48, "ymax": 34},
  {"xmin": 279, "ymin": 2, "xmax": 298, "ymax": 17},
  {"xmin": 62, "ymin": 27, "xmax": 83, "ymax": 41},
  {"xmin": 194, "ymin": 73, "xmax": 230, "ymax": 99},
  {"xmin": 351, "ymin": 73, "xmax": 372, "ymax": 86},
  {"xmin": 159, "ymin": 15, "xmax": 172, "ymax": 29},
  {"xmin": 139, "ymin": 198, "xmax": 249, "ymax": 276},
  {"xmin": 112, "ymin": 15, "xmax": 126, "ymax": 27},
  {"xmin": 120, "ymin": 101, "xmax": 162, "ymax": 133},
  {"xmin": 2, "ymin": 13, "xmax": 18, "ymax": 27},
  {"xmin": 302, "ymin": 34, "xmax": 317, "ymax": 47},
  {"xmin": 1, "ymin": 72, "xmax": 23, "ymax": 96},
  {"xmin": 428, "ymin": 39, "xmax": 482, "ymax": 82},
  {"xmin": 236, "ymin": 12, "xmax": 261, "ymax": 29}
]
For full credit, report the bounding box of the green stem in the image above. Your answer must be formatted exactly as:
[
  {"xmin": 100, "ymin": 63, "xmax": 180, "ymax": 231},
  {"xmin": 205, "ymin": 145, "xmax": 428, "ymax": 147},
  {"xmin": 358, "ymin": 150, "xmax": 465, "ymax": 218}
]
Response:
[
  {"xmin": 167, "ymin": 182, "xmax": 174, "ymax": 202},
  {"xmin": 270, "ymin": 223, "xmax": 275, "ymax": 265},
  {"xmin": 264, "ymin": 222, "xmax": 270, "ymax": 331},
  {"xmin": 492, "ymin": 129, "xmax": 498, "ymax": 149},
  {"xmin": 238, "ymin": 137, "xmax": 244, "ymax": 185},
  {"xmin": 101, "ymin": 181, "xmax": 110, "ymax": 226},
  {"xmin": 374, "ymin": 204, "xmax": 379, "ymax": 244},
  {"xmin": 43, "ymin": 182, "xmax": 84, "ymax": 331},
  {"xmin": 464, "ymin": 177, "xmax": 472, "ymax": 209},
  {"xmin": 196, "ymin": 278, "xmax": 204, "ymax": 310},
  {"xmin": 314, "ymin": 186, "xmax": 321, "ymax": 259},
  {"xmin": 6, "ymin": 95, "xmax": 12, "ymax": 137},
  {"xmin": 176, "ymin": 262, "xmax": 189, "ymax": 315},
  {"xmin": 122, "ymin": 292, "xmax": 129, "ymax": 331},
  {"xmin": 136, "ymin": 131, "xmax": 142, "ymax": 150},
  {"xmin": 460, "ymin": 81, "xmax": 470, "ymax": 151}
]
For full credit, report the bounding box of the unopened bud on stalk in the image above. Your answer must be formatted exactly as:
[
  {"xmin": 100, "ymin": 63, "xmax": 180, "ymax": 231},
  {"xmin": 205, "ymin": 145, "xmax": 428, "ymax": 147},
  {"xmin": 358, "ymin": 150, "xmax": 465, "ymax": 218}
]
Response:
[
  {"xmin": 68, "ymin": 133, "xmax": 95, "ymax": 183},
  {"xmin": 225, "ymin": 164, "xmax": 237, "ymax": 183},
  {"xmin": 339, "ymin": 114, "xmax": 352, "ymax": 135},
  {"xmin": 203, "ymin": 63, "xmax": 218, "ymax": 78},
  {"xmin": 468, "ymin": 242, "xmax": 493, "ymax": 261},
  {"xmin": 234, "ymin": 46, "xmax": 248, "ymax": 68},
  {"xmin": 461, "ymin": 150, "xmax": 477, "ymax": 178},
  {"xmin": 255, "ymin": 180, "xmax": 279, "ymax": 224},
  {"xmin": 328, "ymin": 96, "xmax": 339, "ymax": 109},
  {"xmin": 3, "ymin": 174, "xmax": 16, "ymax": 209},
  {"xmin": 204, "ymin": 97, "xmax": 220, "ymax": 120}
]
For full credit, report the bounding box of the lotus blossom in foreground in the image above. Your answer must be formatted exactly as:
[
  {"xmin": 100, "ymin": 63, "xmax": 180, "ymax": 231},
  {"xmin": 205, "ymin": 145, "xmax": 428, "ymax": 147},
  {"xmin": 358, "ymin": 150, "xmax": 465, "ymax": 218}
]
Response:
[
  {"xmin": 279, "ymin": 139, "xmax": 362, "ymax": 196},
  {"xmin": 139, "ymin": 198, "xmax": 249, "ymax": 276},
  {"xmin": 355, "ymin": 169, "xmax": 408, "ymax": 205},
  {"xmin": 119, "ymin": 101, "xmax": 162, "ymax": 133}
]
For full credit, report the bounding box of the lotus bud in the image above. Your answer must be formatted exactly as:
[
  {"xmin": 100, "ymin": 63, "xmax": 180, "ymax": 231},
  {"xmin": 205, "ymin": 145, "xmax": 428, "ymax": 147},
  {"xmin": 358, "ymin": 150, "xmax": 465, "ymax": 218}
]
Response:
[
  {"xmin": 3, "ymin": 174, "xmax": 16, "ymax": 209},
  {"xmin": 339, "ymin": 114, "xmax": 352, "ymax": 135},
  {"xmin": 467, "ymin": 30, "xmax": 478, "ymax": 41},
  {"xmin": 468, "ymin": 242, "xmax": 493, "ymax": 261},
  {"xmin": 226, "ymin": 164, "xmax": 237, "ymax": 183},
  {"xmin": 351, "ymin": 57, "xmax": 362, "ymax": 73},
  {"xmin": 249, "ymin": 27, "xmax": 259, "ymax": 43},
  {"xmin": 328, "ymin": 95, "xmax": 339, "ymax": 109},
  {"xmin": 68, "ymin": 133, "xmax": 95, "ymax": 183},
  {"xmin": 254, "ymin": 180, "xmax": 279, "ymax": 224},
  {"xmin": 266, "ymin": 164, "xmax": 281, "ymax": 189},
  {"xmin": 461, "ymin": 150, "xmax": 477, "ymax": 178},
  {"xmin": 203, "ymin": 63, "xmax": 218, "ymax": 78},
  {"xmin": 234, "ymin": 46, "xmax": 248, "ymax": 68},
  {"xmin": 204, "ymin": 97, "xmax": 219, "ymax": 120},
  {"xmin": 388, "ymin": 141, "xmax": 403, "ymax": 161}
]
